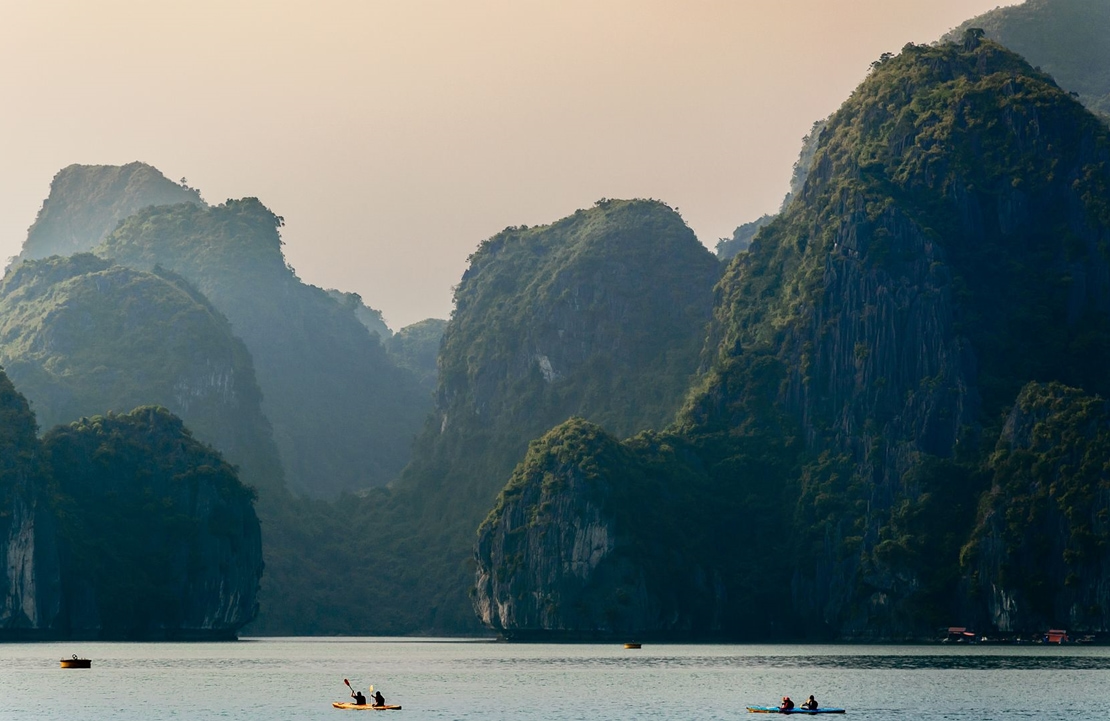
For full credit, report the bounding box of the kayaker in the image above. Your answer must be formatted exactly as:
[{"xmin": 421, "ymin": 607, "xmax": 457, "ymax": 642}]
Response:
[
  {"xmin": 351, "ymin": 689, "xmax": 367, "ymax": 705},
  {"xmin": 372, "ymin": 690, "xmax": 386, "ymax": 707},
  {"xmin": 780, "ymin": 696, "xmax": 795, "ymax": 711},
  {"xmin": 802, "ymin": 695, "xmax": 818, "ymax": 710}
]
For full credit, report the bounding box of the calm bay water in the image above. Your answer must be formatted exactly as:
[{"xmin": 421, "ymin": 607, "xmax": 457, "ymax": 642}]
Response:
[{"xmin": 3, "ymin": 638, "xmax": 1110, "ymax": 720}]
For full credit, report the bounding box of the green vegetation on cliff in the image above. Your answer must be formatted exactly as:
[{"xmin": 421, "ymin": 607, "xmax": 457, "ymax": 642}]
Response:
[
  {"xmin": 1, "ymin": 366, "xmax": 262, "ymax": 639},
  {"xmin": 694, "ymin": 34, "xmax": 1110, "ymax": 636}
]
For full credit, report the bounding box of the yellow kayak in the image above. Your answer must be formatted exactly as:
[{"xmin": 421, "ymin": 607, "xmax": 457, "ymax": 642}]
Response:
[{"xmin": 333, "ymin": 702, "xmax": 402, "ymax": 710}]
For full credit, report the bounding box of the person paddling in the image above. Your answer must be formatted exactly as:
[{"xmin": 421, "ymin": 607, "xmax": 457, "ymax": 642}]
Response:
[
  {"xmin": 344, "ymin": 679, "xmax": 367, "ymax": 705},
  {"xmin": 801, "ymin": 695, "xmax": 818, "ymax": 710},
  {"xmin": 780, "ymin": 696, "xmax": 795, "ymax": 711},
  {"xmin": 372, "ymin": 690, "xmax": 386, "ymax": 707}
]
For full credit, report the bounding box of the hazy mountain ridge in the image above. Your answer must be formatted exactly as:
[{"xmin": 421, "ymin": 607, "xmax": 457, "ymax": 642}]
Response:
[
  {"xmin": 16, "ymin": 162, "xmax": 203, "ymax": 266},
  {"xmin": 947, "ymin": 0, "xmax": 1110, "ymax": 117},
  {"xmin": 0, "ymin": 253, "xmax": 285, "ymax": 494},
  {"xmin": 94, "ymin": 198, "xmax": 429, "ymax": 497}
]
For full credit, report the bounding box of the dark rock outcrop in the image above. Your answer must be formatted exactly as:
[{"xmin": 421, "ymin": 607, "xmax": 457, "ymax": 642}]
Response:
[{"xmin": 0, "ymin": 367, "xmax": 260, "ymax": 640}]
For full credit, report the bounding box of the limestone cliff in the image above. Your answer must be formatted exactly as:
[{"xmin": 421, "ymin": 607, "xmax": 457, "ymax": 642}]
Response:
[
  {"xmin": 386, "ymin": 318, "xmax": 446, "ymax": 396},
  {"xmin": 688, "ymin": 35, "xmax": 1110, "ymax": 637},
  {"xmin": 963, "ymin": 382, "xmax": 1110, "ymax": 634},
  {"xmin": 474, "ymin": 419, "xmax": 726, "ymax": 639},
  {"xmin": 0, "ymin": 372, "xmax": 259, "ymax": 639},
  {"xmin": 474, "ymin": 36, "xmax": 1110, "ymax": 641},
  {"xmin": 0, "ymin": 371, "xmax": 61, "ymax": 635},
  {"xmin": 16, "ymin": 162, "xmax": 202, "ymax": 265},
  {"xmin": 44, "ymin": 407, "xmax": 263, "ymax": 639}
]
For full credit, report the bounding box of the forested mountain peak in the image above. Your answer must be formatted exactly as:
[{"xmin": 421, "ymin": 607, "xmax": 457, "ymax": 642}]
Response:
[{"xmin": 17, "ymin": 162, "xmax": 203, "ymax": 265}]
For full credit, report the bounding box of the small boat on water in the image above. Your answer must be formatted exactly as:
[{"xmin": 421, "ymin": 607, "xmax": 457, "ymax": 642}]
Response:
[
  {"xmin": 332, "ymin": 702, "xmax": 402, "ymax": 710},
  {"xmin": 624, "ymin": 642, "xmax": 642, "ymax": 649},
  {"xmin": 60, "ymin": 655, "xmax": 91, "ymax": 669},
  {"xmin": 746, "ymin": 706, "xmax": 845, "ymax": 714}
]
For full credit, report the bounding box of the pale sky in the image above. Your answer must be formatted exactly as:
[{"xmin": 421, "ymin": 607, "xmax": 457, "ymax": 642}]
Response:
[{"xmin": 1, "ymin": 0, "xmax": 1016, "ymax": 329}]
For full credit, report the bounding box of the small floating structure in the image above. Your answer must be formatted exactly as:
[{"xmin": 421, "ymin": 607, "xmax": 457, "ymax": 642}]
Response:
[
  {"xmin": 623, "ymin": 642, "xmax": 642, "ymax": 649},
  {"xmin": 1044, "ymin": 629, "xmax": 1069, "ymax": 644},
  {"xmin": 943, "ymin": 626, "xmax": 977, "ymax": 643},
  {"xmin": 60, "ymin": 655, "xmax": 91, "ymax": 669}
]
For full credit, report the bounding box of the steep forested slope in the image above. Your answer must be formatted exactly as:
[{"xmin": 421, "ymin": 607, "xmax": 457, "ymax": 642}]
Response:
[
  {"xmin": 95, "ymin": 198, "xmax": 428, "ymax": 497},
  {"xmin": 16, "ymin": 162, "xmax": 202, "ymax": 264},
  {"xmin": 476, "ymin": 35, "xmax": 1110, "ymax": 640}
]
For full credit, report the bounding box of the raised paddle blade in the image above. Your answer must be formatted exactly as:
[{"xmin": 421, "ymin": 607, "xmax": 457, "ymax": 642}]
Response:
[
  {"xmin": 344, "ymin": 679, "xmax": 352, "ymax": 688},
  {"xmin": 368, "ymin": 685, "xmax": 374, "ymax": 693}
]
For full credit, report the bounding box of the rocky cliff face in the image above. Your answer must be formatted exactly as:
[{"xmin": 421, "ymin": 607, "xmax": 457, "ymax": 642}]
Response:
[
  {"xmin": 0, "ymin": 371, "xmax": 258, "ymax": 639},
  {"xmin": 0, "ymin": 371, "xmax": 61, "ymax": 635},
  {"xmin": 688, "ymin": 36, "xmax": 1110, "ymax": 637},
  {"xmin": 474, "ymin": 419, "xmax": 726, "ymax": 639},
  {"xmin": 94, "ymin": 198, "xmax": 428, "ymax": 497},
  {"xmin": 964, "ymin": 382, "xmax": 1110, "ymax": 634},
  {"xmin": 16, "ymin": 162, "xmax": 203, "ymax": 265},
  {"xmin": 0, "ymin": 253, "xmax": 284, "ymax": 493},
  {"xmin": 44, "ymin": 407, "xmax": 262, "ymax": 639}
]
